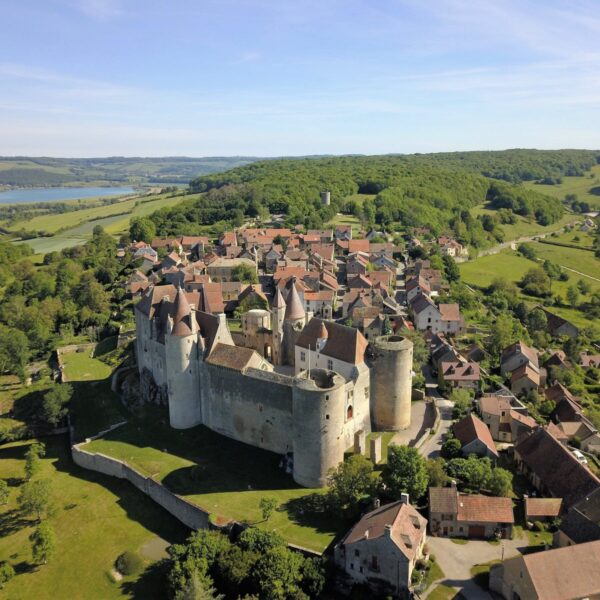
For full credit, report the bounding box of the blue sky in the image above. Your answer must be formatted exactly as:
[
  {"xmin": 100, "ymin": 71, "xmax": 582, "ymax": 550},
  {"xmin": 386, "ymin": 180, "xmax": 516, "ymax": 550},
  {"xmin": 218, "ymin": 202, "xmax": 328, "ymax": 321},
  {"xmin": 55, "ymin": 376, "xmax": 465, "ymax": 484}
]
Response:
[{"xmin": 0, "ymin": 0, "xmax": 599, "ymax": 156}]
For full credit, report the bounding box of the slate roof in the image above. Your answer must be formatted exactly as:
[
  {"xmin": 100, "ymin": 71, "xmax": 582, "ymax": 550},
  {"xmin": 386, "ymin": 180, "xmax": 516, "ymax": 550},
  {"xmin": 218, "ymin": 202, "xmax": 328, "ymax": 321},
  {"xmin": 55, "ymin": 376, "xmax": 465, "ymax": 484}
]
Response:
[
  {"xmin": 296, "ymin": 318, "xmax": 368, "ymax": 365},
  {"xmin": 559, "ymin": 488, "xmax": 600, "ymax": 544},
  {"xmin": 515, "ymin": 427, "xmax": 600, "ymax": 508}
]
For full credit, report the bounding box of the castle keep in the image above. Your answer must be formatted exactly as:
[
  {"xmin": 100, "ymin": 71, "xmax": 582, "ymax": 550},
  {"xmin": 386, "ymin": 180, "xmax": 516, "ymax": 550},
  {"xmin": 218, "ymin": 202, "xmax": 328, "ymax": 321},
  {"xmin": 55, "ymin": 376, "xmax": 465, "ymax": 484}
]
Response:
[{"xmin": 135, "ymin": 282, "xmax": 413, "ymax": 488}]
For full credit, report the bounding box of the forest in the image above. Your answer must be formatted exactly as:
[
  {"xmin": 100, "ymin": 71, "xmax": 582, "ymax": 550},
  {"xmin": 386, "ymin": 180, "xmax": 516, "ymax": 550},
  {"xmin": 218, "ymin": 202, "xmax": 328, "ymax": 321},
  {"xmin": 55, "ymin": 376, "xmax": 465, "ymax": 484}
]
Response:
[{"xmin": 148, "ymin": 151, "xmax": 586, "ymax": 240}]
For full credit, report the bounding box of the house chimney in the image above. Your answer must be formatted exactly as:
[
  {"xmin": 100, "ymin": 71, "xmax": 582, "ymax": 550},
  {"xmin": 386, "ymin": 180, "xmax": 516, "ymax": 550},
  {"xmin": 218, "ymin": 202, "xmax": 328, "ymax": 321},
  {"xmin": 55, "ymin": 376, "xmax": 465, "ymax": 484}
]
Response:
[
  {"xmin": 400, "ymin": 493, "xmax": 410, "ymax": 505},
  {"xmin": 384, "ymin": 524, "xmax": 393, "ymax": 537},
  {"xmin": 450, "ymin": 479, "xmax": 457, "ymax": 488},
  {"xmin": 364, "ymin": 529, "xmax": 370, "ymax": 540},
  {"xmin": 373, "ymin": 498, "xmax": 381, "ymax": 509}
]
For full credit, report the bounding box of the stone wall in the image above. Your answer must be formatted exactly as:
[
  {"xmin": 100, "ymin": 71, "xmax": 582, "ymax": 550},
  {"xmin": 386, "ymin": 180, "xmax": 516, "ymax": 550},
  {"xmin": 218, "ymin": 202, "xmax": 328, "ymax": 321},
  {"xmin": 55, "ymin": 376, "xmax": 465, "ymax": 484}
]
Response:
[{"xmin": 72, "ymin": 444, "xmax": 210, "ymax": 530}]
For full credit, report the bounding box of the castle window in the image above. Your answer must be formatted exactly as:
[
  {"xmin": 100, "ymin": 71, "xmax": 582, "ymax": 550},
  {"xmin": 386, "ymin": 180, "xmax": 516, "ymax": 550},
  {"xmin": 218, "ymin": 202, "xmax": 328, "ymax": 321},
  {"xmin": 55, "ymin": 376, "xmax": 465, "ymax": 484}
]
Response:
[
  {"xmin": 300, "ymin": 351, "xmax": 306, "ymax": 362},
  {"xmin": 354, "ymin": 549, "xmax": 360, "ymax": 557},
  {"xmin": 327, "ymin": 359, "xmax": 333, "ymax": 370},
  {"xmin": 325, "ymin": 414, "xmax": 330, "ymax": 420},
  {"xmin": 364, "ymin": 387, "xmax": 369, "ymax": 398},
  {"xmin": 346, "ymin": 405, "xmax": 353, "ymax": 420}
]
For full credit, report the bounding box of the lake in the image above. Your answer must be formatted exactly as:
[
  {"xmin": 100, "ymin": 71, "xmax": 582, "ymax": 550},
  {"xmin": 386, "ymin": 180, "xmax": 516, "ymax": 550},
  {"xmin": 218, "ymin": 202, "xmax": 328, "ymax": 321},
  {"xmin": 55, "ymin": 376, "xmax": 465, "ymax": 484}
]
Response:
[{"xmin": 0, "ymin": 186, "xmax": 136, "ymax": 204}]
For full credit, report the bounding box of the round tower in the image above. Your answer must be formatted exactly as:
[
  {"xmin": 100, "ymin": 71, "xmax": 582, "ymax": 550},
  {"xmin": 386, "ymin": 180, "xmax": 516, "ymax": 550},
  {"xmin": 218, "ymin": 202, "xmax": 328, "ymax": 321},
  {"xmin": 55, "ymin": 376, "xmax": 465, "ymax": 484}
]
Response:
[
  {"xmin": 370, "ymin": 335, "xmax": 413, "ymax": 431},
  {"xmin": 282, "ymin": 279, "xmax": 306, "ymax": 366},
  {"xmin": 271, "ymin": 287, "xmax": 286, "ymax": 366},
  {"xmin": 165, "ymin": 288, "xmax": 201, "ymax": 429},
  {"xmin": 292, "ymin": 369, "xmax": 346, "ymax": 487},
  {"xmin": 320, "ymin": 190, "xmax": 331, "ymax": 206}
]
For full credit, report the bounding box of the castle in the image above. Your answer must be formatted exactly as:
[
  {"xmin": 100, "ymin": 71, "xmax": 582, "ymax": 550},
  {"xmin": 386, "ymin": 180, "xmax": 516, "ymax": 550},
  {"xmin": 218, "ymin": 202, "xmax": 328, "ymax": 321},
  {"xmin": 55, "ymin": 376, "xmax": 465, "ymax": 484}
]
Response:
[{"xmin": 135, "ymin": 280, "xmax": 413, "ymax": 488}]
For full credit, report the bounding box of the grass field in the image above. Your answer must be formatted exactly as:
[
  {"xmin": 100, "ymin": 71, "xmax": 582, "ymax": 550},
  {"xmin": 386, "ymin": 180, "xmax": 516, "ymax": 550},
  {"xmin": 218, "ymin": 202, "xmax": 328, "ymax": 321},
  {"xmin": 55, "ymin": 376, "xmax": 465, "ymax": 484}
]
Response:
[
  {"xmin": 523, "ymin": 164, "xmax": 600, "ymax": 209},
  {"xmin": 531, "ymin": 240, "xmax": 600, "ymax": 282},
  {"xmin": 0, "ymin": 437, "xmax": 188, "ymax": 600},
  {"xmin": 61, "ymin": 350, "xmax": 113, "ymax": 382},
  {"xmin": 471, "ymin": 205, "xmax": 577, "ymax": 241},
  {"xmin": 84, "ymin": 409, "xmax": 340, "ymax": 552},
  {"xmin": 326, "ymin": 213, "xmax": 363, "ymax": 237}
]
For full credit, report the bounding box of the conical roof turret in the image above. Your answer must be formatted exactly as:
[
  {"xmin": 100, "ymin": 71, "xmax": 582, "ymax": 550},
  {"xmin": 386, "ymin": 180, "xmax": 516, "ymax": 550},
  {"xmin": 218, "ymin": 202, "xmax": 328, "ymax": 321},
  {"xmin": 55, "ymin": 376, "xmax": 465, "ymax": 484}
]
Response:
[
  {"xmin": 171, "ymin": 287, "xmax": 193, "ymax": 336},
  {"xmin": 272, "ymin": 286, "xmax": 286, "ymax": 310},
  {"xmin": 284, "ymin": 278, "xmax": 305, "ymax": 321}
]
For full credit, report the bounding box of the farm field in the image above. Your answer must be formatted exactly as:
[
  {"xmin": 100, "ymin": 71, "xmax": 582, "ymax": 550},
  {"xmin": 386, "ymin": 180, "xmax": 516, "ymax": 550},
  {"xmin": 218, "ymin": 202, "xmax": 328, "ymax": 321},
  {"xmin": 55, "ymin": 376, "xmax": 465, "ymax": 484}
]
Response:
[
  {"xmin": 84, "ymin": 411, "xmax": 340, "ymax": 553},
  {"xmin": 523, "ymin": 164, "xmax": 600, "ymax": 209},
  {"xmin": 0, "ymin": 437, "xmax": 188, "ymax": 600},
  {"xmin": 531, "ymin": 240, "xmax": 600, "ymax": 282}
]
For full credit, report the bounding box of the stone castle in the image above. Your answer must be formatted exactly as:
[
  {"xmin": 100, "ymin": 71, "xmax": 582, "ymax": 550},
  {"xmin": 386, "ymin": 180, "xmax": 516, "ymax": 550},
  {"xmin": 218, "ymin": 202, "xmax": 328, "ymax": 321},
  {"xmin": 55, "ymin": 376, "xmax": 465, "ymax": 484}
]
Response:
[{"xmin": 135, "ymin": 280, "xmax": 413, "ymax": 488}]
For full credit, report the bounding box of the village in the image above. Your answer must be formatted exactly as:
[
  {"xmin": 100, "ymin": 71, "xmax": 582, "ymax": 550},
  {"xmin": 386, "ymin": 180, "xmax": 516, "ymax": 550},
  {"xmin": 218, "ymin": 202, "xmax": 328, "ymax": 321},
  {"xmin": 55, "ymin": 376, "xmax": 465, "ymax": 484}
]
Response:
[{"xmin": 117, "ymin": 215, "xmax": 600, "ymax": 600}]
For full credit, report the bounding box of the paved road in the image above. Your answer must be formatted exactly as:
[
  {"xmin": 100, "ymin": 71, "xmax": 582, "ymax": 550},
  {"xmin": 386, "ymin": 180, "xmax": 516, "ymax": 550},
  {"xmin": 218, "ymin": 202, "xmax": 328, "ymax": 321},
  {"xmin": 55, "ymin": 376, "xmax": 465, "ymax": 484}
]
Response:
[
  {"xmin": 423, "ymin": 535, "xmax": 527, "ymax": 599},
  {"xmin": 418, "ymin": 365, "xmax": 454, "ymax": 459}
]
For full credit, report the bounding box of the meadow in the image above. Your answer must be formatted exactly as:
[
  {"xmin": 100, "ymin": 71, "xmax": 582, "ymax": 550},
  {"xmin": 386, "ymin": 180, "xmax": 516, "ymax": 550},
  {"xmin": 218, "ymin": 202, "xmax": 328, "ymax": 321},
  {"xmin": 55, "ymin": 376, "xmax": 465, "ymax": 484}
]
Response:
[{"xmin": 523, "ymin": 163, "xmax": 600, "ymax": 209}]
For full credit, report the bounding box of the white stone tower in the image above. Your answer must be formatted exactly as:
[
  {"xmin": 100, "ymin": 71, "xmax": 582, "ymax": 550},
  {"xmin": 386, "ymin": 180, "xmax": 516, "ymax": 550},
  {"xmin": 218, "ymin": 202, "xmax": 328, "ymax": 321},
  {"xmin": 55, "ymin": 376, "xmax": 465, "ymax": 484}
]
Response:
[{"xmin": 282, "ymin": 279, "xmax": 306, "ymax": 366}]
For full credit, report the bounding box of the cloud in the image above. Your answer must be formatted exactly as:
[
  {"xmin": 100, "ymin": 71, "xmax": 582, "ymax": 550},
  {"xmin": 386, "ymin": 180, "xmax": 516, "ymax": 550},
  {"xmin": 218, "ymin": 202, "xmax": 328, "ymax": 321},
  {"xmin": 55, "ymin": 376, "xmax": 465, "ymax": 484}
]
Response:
[{"xmin": 71, "ymin": 0, "xmax": 123, "ymax": 20}]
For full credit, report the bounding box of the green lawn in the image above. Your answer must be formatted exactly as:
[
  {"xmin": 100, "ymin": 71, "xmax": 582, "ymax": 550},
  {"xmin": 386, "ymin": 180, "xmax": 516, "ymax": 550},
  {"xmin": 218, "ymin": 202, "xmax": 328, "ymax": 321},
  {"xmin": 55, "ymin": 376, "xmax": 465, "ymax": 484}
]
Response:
[
  {"xmin": 459, "ymin": 250, "xmax": 534, "ymax": 288},
  {"xmin": 523, "ymin": 164, "xmax": 600, "ymax": 209},
  {"xmin": 61, "ymin": 350, "xmax": 113, "ymax": 382},
  {"xmin": 427, "ymin": 584, "xmax": 464, "ymax": 600},
  {"xmin": 470, "ymin": 559, "xmax": 501, "ymax": 590},
  {"xmin": 84, "ymin": 409, "xmax": 341, "ymax": 552},
  {"xmin": 547, "ymin": 229, "xmax": 595, "ymax": 249},
  {"xmin": 0, "ymin": 437, "xmax": 188, "ymax": 600},
  {"xmin": 326, "ymin": 213, "xmax": 363, "ymax": 237},
  {"xmin": 531, "ymin": 241, "xmax": 600, "ymax": 283}
]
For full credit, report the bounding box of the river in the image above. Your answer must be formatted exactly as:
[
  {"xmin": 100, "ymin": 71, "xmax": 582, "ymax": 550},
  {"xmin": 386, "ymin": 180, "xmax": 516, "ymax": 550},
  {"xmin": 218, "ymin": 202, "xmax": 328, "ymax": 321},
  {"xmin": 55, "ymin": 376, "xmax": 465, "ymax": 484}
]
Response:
[{"xmin": 0, "ymin": 186, "xmax": 136, "ymax": 204}]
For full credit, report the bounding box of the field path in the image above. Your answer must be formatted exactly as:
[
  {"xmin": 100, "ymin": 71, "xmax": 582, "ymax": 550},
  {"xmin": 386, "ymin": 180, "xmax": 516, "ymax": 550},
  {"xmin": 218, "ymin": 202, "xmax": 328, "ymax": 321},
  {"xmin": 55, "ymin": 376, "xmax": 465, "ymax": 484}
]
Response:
[{"xmin": 559, "ymin": 265, "xmax": 600, "ymax": 283}]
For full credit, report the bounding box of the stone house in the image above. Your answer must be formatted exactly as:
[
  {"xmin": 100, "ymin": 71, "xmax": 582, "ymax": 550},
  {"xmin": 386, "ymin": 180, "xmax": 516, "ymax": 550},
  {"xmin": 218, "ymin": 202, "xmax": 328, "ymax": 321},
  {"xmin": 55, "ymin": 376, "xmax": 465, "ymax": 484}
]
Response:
[
  {"xmin": 500, "ymin": 341, "xmax": 539, "ymax": 377},
  {"xmin": 334, "ymin": 498, "xmax": 427, "ymax": 599},
  {"xmin": 514, "ymin": 427, "xmax": 600, "ymax": 509},
  {"xmin": 207, "ymin": 257, "xmax": 257, "ymax": 282},
  {"xmin": 541, "ymin": 308, "xmax": 579, "ymax": 339},
  {"xmin": 439, "ymin": 361, "xmax": 480, "ymax": 391},
  {"xmin": 478, "ymin": 395, "xmax": 536, "ymax": 443},
  {"xmin": 489, "ymin": 540, "xmax": 600, "ymax": 600},
  {"xmin": 523, "ymin": 497, "xmax": 562, "ymax": 524},
  {"xmin": 554, "ymin": 487, "xmax": 600, "ymax": 547},
  {"xmin": 452, "ymin": 413, "xmax": 499, "ymax": 459},
  {"xmin": 510, "ymin": 364, "xmax": 541, "ymax": 396},
  {"xmin": 428, "ymin": 485, "xmax": 514, "ymax": 539}
]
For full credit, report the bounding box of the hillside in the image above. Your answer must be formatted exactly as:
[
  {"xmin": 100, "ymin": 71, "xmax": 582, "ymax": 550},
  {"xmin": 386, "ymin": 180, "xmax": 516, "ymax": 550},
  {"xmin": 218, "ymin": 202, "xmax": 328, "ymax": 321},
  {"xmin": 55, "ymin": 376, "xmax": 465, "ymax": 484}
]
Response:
[
  {"xmin": 0, "ymin": 156, "xmax": 265, "ymax": 187},
  {"xmin": 148, "ymin": 151, "xmax": 575, "ymax": 245}
]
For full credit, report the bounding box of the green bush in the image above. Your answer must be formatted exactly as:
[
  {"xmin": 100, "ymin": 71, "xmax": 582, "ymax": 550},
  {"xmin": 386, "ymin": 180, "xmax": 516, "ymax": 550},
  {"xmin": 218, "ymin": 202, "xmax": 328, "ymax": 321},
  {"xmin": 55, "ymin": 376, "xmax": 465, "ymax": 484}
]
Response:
[
  {"xmin": 115, "ymin": 551, "xmax": 143, "ymax": 576},
  {"xmin": 532, "ymin": 521, "xmax": 546, "ymax": 532}
]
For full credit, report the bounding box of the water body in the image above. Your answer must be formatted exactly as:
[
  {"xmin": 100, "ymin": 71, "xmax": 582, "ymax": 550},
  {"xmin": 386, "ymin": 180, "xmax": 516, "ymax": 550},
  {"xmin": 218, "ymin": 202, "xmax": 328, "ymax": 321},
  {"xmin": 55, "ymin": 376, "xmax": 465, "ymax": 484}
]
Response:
[{"xmin": 0, "ymin": 186, "xmax": 136, "ymax": 204}]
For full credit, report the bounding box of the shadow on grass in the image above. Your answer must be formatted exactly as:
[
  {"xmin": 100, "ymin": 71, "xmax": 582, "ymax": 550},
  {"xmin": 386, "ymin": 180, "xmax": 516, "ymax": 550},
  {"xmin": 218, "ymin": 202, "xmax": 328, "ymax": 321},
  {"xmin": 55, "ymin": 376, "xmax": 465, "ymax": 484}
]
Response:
[
  {"xmin": 0, "ymin": 509, "xmax": 32, "ymax": 537},
  {"xmin": 47, "ymin": 435, "xmax": 189, "ymax": 546},
  {"xmin": 120, "ymin": 559, "xmax": 170, "ymax": 600}
]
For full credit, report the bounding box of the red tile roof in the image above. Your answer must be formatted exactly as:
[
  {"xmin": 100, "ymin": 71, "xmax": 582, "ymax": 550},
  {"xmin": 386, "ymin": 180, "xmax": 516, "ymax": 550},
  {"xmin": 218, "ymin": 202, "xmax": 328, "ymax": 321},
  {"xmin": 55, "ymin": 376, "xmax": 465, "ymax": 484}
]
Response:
[{"xmin": 452, "ymin": 414, "xmax": 499, "ymax": 457}]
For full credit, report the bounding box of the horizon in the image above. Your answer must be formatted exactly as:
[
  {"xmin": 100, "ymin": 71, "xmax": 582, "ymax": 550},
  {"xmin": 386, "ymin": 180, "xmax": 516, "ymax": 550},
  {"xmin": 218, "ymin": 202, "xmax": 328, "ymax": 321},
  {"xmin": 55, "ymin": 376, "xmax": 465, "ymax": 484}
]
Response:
[{"xmin": 1, "ymin": 1, "xmax": 599, "ymax": 155}]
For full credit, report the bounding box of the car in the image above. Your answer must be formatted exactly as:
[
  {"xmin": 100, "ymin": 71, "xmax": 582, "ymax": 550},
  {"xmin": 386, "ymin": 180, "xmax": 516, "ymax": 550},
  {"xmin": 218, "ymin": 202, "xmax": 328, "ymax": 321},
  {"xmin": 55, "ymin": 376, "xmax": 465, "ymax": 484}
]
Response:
[{"xmin": 572, "ymin": 449, "xmax": 588, "ymax": 464}]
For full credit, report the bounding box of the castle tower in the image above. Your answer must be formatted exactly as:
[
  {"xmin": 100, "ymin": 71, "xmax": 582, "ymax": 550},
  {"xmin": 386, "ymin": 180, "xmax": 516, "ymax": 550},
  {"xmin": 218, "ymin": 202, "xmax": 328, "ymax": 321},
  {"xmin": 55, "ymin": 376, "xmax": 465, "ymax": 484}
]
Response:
[
  {"xmin": 370, "ymin": 335, "xmax": 413, "ymax": 431},
  {"xmin": 165, "ymin": 288, "xmax": 202, "ymax": 429},
  {"xmin": 292, "ymin": 369, "xmax": 346, "ymax": 487},
  {"xmin": 271, "ymin": 287, "xmax": 286, "ymax": 366},
  {"xmin": 320, "ymin": 190, "xmax": 331, "ymax": 206},
  {"xmin": 282, "ymin": 279, "xmax": 306, "ymax": 366}
]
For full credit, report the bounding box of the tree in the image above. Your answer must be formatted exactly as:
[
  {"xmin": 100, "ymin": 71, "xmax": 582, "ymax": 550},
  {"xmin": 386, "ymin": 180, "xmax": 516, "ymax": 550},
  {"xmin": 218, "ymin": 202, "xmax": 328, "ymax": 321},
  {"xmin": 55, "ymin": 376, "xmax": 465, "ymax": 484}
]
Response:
[
  {"xmin": 442, "ymin": 254, "xmax": 460, "ymax": 282},
  {"xmin": 0, "ymin": 480, "xmax": 9, "ymax": 505},
  {"xmin": 24, "ymin": 442, "xmax": 46, "ymax": 480},
  {"xmin": 300, "ymin": 557, "xmax": 326, "ymax": 598},
  {"xmin": 567, "ymin": 285, "xmax": 580, "ymax": 308},
  {"xmin": 577, "ymin": 279, "xmax": 591, "ymax": 295},
  {"xmin": 0, "ymin": 561, "xmax": 15, "ymax": 589},
  {"xmin": 382, "ymin": 445, "xmax": 428, "ymax": 501},
  {"xmin": 441, "ymin": 437, "xmax": 462, "ymax": 459},
  {"xmin": 0, "ymin": 324, "xmax": 29, "ymax": 381},
  {"xmin": 129, "ymin": 217, "xmax": 156, "ymax": 243},
  {"xmin": 520, "ymin": 267, "xmax": 552, "ymax": 297},
  {"xmin": 326, "ymin": 454, "xmax": 375, "ymax": 516},
  {"xmin": 518, "ymin": 243, "xmax": 537, "ymax": 260},
  {"xmin": 252, "ymin": 545, "xmax": 305, "ymax": 600},
  {"xmin": 450, "ymin": 388, "xmax": 473, "ymax": 419},
  {"xmin": 41, "ymin": 384, "xmax": 73, "ymax": 426},
  {"xmin": 238, "ymin": 528, "xmax": 285, "ymax": 553},
  {"xmin": 18, "ymin": 479, "xmax": 53, "ymax": 520},
  {"xmin": 259, "ymin": 497, "xmax": 277, "ymax": 522},
  {"xmin": 231, "ymin": 263, "xmax": 258, "ymax": 284},
  {"xmin": 488, "ymin": 468, "xmax": 513, "ymax": 497},
  {"xmin": 426, "ymin": 458, "xmax": 449, "ymax": 487},
  {"xmin": 29, "ymin": 522, "xmax": 56, "ymax": 565},
  {"xmin": 174, "ymin": 572, "xmax": 224, "ymax": 600}
]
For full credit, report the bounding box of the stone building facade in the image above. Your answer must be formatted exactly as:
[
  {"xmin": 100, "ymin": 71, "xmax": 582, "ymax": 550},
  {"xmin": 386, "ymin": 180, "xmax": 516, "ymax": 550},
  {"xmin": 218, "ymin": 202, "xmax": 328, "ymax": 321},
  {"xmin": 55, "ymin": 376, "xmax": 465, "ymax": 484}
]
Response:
[{"xmin": 135, "ymin": 283, "xmax": 414, "ymax": 488}]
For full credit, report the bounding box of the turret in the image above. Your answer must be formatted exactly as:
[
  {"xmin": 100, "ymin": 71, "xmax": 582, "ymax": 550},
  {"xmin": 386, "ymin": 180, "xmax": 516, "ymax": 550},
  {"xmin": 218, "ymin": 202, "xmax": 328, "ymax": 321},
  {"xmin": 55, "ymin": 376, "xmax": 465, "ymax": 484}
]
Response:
[
  {"xmin": 282, "ymin": 278, "xmax": 306, "ymax": 366},
  {"xmin": 165, "ymin": 288, "xmax": 202, "ymax": 429},
  {"xmin": 271, "ymin": 287, "xmax": 286, "ymax": 366},
  {"xmin": 370, "ymin": 335, "xmax": 413, "ymax": 430},
  {"xmin": 292, "ymin": 369, "xmax": 346, "ymax": 487}
]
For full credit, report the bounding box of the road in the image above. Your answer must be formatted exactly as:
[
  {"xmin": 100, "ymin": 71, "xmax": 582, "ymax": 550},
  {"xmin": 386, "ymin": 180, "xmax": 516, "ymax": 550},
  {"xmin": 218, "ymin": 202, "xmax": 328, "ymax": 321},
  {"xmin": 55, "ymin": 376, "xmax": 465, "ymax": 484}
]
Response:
[{"xmin": 418, "ymin": 365, "xmax": 454, "ymax": 459}]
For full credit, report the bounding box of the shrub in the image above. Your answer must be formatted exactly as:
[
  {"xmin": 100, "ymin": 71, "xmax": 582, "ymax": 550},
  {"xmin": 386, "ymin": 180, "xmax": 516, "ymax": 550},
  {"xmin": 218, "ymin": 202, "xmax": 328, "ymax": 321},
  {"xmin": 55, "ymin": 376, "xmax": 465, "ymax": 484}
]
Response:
[
  {"xmin": 532, "ymin": 521, "xmax": 546, "ymax": 532},
  {"xmin": 115, "ymin": 551, "xmax": 144, "ymax": 576},
  {"xmin": 0, "ymin": 561, "xmax": 15, "ymax": 589}
]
